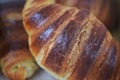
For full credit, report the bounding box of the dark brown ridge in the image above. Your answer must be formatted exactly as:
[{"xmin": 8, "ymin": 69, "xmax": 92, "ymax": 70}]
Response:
[
  {"xmin": 31, "ymin": 9, "xmax": 75, "ymax": 56},
  {"xmin": 94, "ymin": 40, "xmax": 117, "ymax": 80},
  {"xmin": 109, "ymin": 42, "xmax": 120, "ymax": 80},
  {"xmin": 26, "ymin": 4, "xmax": 62, "ymax": 30},
  {"xmin": 69, "ymin": 20, "xmax": 106, "ymax": 80},
  {"xmin": 84, "ymin": 38, "xmax": 118, "ymax": 80},
  {"xmin": 44, "ymin": 20, "xmax": 84, "ymax": 75}
]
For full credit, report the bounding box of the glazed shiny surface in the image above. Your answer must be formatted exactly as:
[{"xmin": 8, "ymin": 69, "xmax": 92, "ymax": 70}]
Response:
[{"xmin": 23, "ymin": 0, "xmax": 120, "ymax": 80}]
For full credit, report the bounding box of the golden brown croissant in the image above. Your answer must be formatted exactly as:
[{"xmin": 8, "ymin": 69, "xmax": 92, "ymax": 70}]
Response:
[
  {"xmin": 0, "ymin": 8, "xmax": 38, "ymax": 80},
  {"xmin": 23, "ymin": 0, "xmax": 120, "ymax": 80}
]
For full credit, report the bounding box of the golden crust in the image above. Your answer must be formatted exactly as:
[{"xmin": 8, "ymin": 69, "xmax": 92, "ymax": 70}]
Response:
[{"xmin": 23, "ymin": 0, "xmax": 120, "ymax": 80}]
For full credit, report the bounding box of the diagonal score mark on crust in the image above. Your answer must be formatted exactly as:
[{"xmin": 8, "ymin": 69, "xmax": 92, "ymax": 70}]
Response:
[
  {"xmin": 44, "ymin": 20, "xmax": 85, "ymax": 76},
  {"xmin": 36, "ymin": 9, "xmax": 79, "ymax": 62},
  {"xmin": 28, "ymin": 5, "xmax": 72, "ymax": 37},
  {"xmin": 64, "ymin": 9, "xmax": 90, "ymax": 79},
  {"xmin": 24, "ymin": 4, "xmax": 66, "ymax": 35},
  {"xmin": 29, "ymin": 8, "xmax": 79, "ymax": 79},
  {"xmin": 110, "ymin": 41, "xmax": 120, "ymax": 80},
  {"xmin": 34, "ymin": 12, "xmax": 80, "ymax": 80},
  {"xmin": 68, "ymin": 14, "xmax": 107, "ymax": 80},
  {"xmin": 23, "ymin": 0, "xmax": 56, "ymax": 34},
  {"xmin": 65, "ymin": 21, "xmax": 92, "ymax": 79},
  {"xmin": 29, "ymin": 8, "xmax": 79, "ymax": 56},
  {"xmin": 41, "ymin": 9, "xmax": 90, "ymax": 80},
  {"xmin": 83, "ymin": 31, "xmax": 112, "ymax": 80},
  {"xmin": 65, "ymin": 17, "xmax": 95, "ymax": 80}
]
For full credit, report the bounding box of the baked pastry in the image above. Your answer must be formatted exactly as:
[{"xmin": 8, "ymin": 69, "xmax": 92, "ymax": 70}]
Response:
[
  {"xmin": 23, "ymin": 0, "xmax": 120, "ymax": 80},
  {"xmin": 0, "ymin": 8, "xmax": 38, "ymax": 80}
]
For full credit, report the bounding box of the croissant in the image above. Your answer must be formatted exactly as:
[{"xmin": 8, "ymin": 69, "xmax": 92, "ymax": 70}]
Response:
[
  {"xmin": 0, "ymin": 8, "xmax": 38, "ymax": 80},
  {"xmin": 23, "ymin": 0, "xmax": 120, "ymax": 80}
]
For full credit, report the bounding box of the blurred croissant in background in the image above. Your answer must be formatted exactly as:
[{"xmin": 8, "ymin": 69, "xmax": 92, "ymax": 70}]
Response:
[
  {"xmin": 56, "ymin": 0, "xmax": 120, "ymax": 29},
  {"xmin": 0, "ymin": 4, "xmax": 38, "ymax": 80}
]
